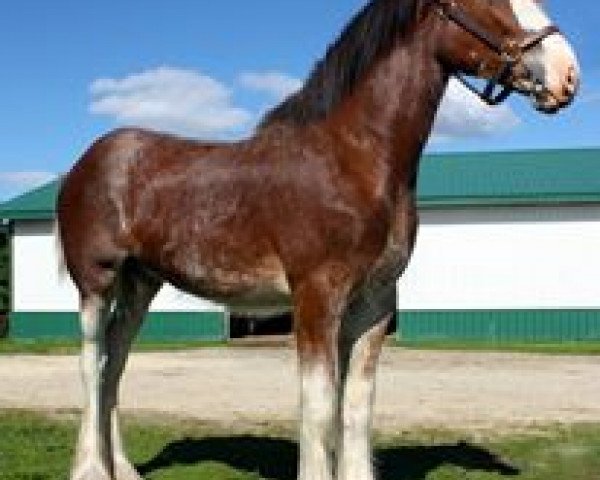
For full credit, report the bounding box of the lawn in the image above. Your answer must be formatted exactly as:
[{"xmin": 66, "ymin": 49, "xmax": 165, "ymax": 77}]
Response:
[{"xmin": 2, "ymin": 410, "xmax": 600, "ymax": 479}]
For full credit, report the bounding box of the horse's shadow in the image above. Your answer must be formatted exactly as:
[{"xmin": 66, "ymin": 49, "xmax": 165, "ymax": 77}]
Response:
[{"xmin": 138, "ymin": 436, "xmax": 520, "ymax": 479}]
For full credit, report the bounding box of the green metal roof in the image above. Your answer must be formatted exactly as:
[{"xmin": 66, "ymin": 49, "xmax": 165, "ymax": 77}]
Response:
[
  {"xmin": 0, "ymin": 179, "xmax": 61, "ymax": 220},
  {"xmin": 0, "ymin": 148, "xmax": 599, "ymax": 220},
  {"xmin": 418, "ymin": 148, "xmax": 600, "ymax": 208}
]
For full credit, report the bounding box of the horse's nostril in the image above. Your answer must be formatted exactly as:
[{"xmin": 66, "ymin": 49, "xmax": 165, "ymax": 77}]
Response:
[
  {"xmin": 566, "ymin": 66, "xmax": 578, "ymax": 86},
  {"xmin": 561, "ymin": 66, "xmax": 580, "ymax": 100}
]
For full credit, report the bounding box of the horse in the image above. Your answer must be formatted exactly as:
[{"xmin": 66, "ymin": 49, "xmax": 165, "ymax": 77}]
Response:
[{"xmin": 57, "ymin": 1, "xmax": 579, "ymax": 479}]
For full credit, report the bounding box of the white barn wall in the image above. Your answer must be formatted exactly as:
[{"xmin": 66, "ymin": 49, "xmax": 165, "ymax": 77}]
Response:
[
  {"xmin": 398, "ymin": 205, "xmax": 600, "ymax": 310},
  {"xmin": 12, "ymin": 204, "xmax": 600, "ymax": 315},
  {"xmin": 12, "ymin": 220, "xmax": 223, "ymax": 313}
]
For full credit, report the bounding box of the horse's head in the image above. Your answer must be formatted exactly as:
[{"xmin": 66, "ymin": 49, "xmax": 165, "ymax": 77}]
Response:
[{"xmin": 427, "ymin": 0, "xmax": 580, "ymax": 113}]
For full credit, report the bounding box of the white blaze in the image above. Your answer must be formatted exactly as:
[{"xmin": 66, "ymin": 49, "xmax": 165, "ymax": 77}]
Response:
[{"xmin": 509, "ymin": 0, "xmax": 552, "ymax": 30}]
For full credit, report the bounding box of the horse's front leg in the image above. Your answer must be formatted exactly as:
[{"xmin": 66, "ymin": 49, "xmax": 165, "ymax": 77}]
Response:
[
  {"xmin": 337, "ymin": 286, "xmax": 395, "ymax": 480},
  {"xmin": 293, "ymin": 267, "xmax": 351, "ymax": 480}
]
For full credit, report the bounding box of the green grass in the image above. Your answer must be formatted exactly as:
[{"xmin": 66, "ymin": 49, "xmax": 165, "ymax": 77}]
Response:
[
  {"xmin": 0, "ymin": 338, "xmax": 225, "ymax": 355},
  {"xmin": 2, "ymin": 410, "xmax": 600, "ymax": 479},
  {"xmin": 395, "ymin": 340, "xmax": 600, "ymax": 355}
]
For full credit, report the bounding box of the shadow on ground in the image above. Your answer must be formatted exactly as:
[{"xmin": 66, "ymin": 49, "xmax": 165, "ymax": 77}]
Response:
[{"xmin": 138, "ymin": 436, "xmax": 519, "ymax": 479}]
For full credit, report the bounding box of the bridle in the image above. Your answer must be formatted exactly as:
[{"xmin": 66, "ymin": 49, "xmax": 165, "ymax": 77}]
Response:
[{"xmin": 428, "ymin": 0, "xmax": 560, "ymax": 105}]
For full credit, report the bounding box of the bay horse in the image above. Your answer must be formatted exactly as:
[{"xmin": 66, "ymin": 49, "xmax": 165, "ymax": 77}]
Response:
[{"xmin": 57, "ymin": 1, "xmax": 579, "ymax": 479}]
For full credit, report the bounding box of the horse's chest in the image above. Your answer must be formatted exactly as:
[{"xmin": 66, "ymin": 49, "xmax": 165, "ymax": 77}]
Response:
[
  {"xmin": 345, "ymin": 229, "xmax": 416, "ymax": 321},
  {"xmin": 365, "ymin": 204, "xmax": 418, "ymax": 289},
  {"xmin": 371, "ymin": 241, "xmax": 413, "ymax": 287}
]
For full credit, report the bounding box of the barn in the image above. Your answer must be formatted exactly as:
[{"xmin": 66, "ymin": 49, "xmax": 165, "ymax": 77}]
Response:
[{"xmin": 1, "ymin": 148, "xmax": 599, "ymax": 343}]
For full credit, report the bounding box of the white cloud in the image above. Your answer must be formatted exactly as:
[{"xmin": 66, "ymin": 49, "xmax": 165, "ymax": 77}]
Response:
[
  {"xmin": 239, "ymin": 71, "xmax": 303, "ymax": 100},
  {"xmin": 0, "ymin": 171, "xmax": 56, "ymax": 188},
  {"xmin": 0, "ymin": 171, "xmax": 56, "ymax": 201},
  {"xmin": 89, "ymin": 67, "xmax": 253, "ymax": 137},
  {"xmin": 88, "ymin": 67, "xmax": 518, "ymax": 143},
  {"xmin": 432, "ymin": 79, "xmax": 521, "ymax": 141}
]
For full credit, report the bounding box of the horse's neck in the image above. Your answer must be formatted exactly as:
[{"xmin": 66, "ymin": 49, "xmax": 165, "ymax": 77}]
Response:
[{"xmin": 329, "ymin": 38, "xmax": 448, "ymax": 192}]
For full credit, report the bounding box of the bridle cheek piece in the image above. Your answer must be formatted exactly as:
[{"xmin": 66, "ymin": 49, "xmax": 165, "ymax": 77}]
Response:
[{"xmin": 428, "ymin": 0, "xmax": 560, "ymax": 105}]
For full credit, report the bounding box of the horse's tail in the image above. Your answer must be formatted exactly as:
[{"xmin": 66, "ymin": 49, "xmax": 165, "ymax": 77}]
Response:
[
  {"xmin": 54, "ymin": 219, "xmax": 68, "ymax": 280},
  {"xmin": 54, "ymin": 177, "xmax": 68, "ymax": 280}
]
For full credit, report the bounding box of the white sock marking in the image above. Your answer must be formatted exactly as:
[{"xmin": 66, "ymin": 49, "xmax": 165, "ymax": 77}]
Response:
[
  {"xmin": 72, "ymin": 297, "xmax": 112, "ymax": 480},
  {"xmin": 299, "ymin": 364, "xmax": 336, "ymax": 480},
  {"xmin": 338, "ymin": 320, "xmax": 388, "ymax": 480}
]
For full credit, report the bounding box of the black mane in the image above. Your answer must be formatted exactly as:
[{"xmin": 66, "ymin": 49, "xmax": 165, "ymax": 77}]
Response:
[{"xmin": 260, "ymin": 0, "xmax": 418, "ymax": 127}]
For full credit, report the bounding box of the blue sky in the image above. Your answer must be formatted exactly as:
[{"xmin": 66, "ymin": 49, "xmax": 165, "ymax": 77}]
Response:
[{"xmin": 0, "ymin": 0, "xmax": 598, "ymax": 200}]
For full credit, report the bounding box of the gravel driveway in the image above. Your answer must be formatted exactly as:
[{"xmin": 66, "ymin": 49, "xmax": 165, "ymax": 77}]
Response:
[{"xmin": 1, "ymin": 347, "xmax": 599, "ymax": 431}]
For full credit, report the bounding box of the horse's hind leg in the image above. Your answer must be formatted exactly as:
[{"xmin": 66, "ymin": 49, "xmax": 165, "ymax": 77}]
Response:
[
  {"xmin": 71, "ymin": 261, "xmax": 160, "ymax": 480},
  {"xmin": 104, "ymin": 262, "xmax": 161, "ymax": 480},
  {"xmin": 72, "ymin": 292, "xmax": 114, "ymax": 480}
]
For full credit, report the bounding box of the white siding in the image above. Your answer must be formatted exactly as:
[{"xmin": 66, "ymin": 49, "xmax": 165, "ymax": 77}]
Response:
[
  {"xmin": 12, "ymin": 220, "xmax": 222, "ymax": 313},
  {"xmin": 398, "ymin": 205, "xmax": 600, "ymax": 310},
  {"xmin": 12, "ymin": 205, "xmax": 600, "ymax": 314}
]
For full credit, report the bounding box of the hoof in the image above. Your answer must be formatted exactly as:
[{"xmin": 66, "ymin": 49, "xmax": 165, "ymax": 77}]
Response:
[
  {"xmin": 114, "ymin": 458, "xmax": 144, "ymax": 480},
  {"xmin": 71, "ymin": 462, "xmax": 112, "ymax": 480}
]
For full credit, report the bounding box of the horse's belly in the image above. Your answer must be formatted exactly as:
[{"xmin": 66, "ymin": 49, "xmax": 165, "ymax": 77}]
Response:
[
  {"xmin": 174, "ymin": 254, "xmax": 293, "ymax": 316},
  {"xmin": 224, "ymin": 282, "xmax": 293, "ymax": 316}
]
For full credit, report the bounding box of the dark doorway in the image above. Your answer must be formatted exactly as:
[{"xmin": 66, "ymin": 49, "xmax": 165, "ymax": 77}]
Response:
[
  {"xmin": 229, "ymin": 312, "xmax": 293, "ymax": 339},
  {"xmin": 229, "ymin": 311, "xmax": 397, "ymax": 339}
]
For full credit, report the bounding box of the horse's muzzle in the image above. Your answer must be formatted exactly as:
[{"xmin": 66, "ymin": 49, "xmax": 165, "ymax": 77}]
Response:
[{"xmin": 513, "ymin": 62, "xmax": 579, "ymax": 114}]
